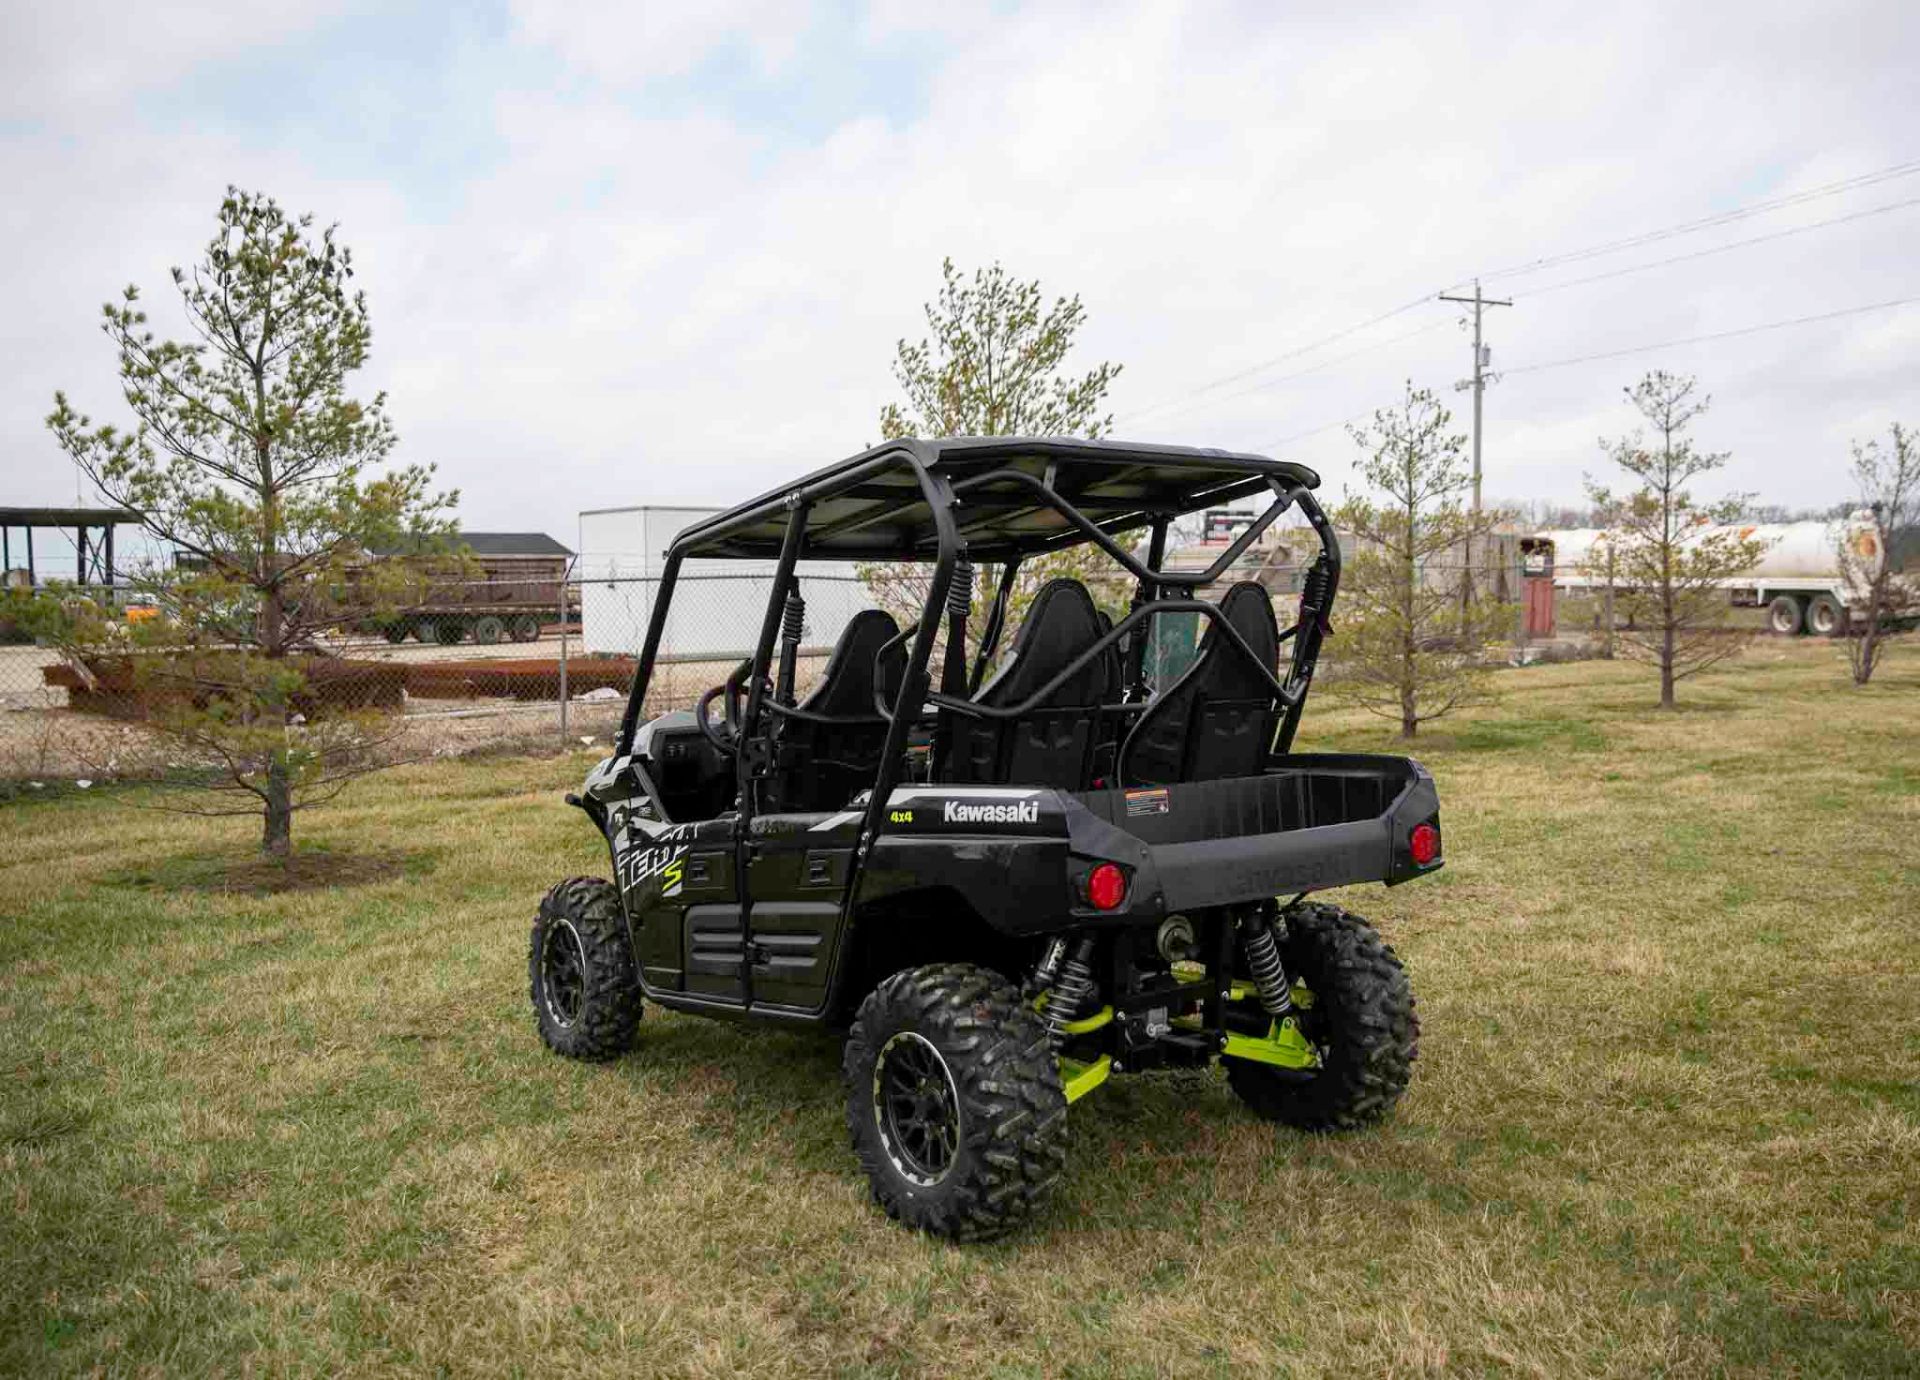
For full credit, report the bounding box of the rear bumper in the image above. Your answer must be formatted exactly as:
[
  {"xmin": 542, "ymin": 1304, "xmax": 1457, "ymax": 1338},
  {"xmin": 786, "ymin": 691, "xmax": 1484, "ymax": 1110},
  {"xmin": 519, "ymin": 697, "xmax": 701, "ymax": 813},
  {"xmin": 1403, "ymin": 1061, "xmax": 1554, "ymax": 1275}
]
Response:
[
  {"xmin": 852, "ymin": 756, "xmax": 1442, "ymax": 937},
  {"xmin": 1063, "ymin": 755, "xmax": 1443, "ymax": 921}
]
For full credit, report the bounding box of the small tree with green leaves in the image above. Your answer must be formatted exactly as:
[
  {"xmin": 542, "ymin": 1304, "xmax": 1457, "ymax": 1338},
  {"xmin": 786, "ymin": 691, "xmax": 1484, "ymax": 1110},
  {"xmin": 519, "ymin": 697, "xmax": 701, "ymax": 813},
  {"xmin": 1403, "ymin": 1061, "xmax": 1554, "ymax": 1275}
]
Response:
[
  {"xmin": 1838, "ymin": 421, "xmax": 1919, "ymax": 686},
  {"xmin": 863, "ymin": 258, "xmax": 1128, "ymax": 657},
  {"xmin": 1587, "ymin": 371, "xmax": 1767, "ymax": 709},
  {"xmin": 47, "ymin": 188, "xmax": 458, "ymax": 855},
  {"xmin": 1334, "ymin": 383, "xmax": 1510, "ymax": 738}
]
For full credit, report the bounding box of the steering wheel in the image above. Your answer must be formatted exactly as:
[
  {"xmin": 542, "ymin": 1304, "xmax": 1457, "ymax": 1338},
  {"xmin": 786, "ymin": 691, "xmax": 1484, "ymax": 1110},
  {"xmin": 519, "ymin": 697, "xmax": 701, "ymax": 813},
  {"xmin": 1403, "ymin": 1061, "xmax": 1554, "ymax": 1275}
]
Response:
[{"xmin": 696, "ymin": 659, "xmax": 769, "ymax": 753}]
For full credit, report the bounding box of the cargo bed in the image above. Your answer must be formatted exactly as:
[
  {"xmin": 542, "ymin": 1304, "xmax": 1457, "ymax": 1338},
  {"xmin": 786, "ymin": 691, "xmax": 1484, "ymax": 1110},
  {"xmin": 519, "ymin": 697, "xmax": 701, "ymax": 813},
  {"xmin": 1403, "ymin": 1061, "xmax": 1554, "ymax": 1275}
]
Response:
[{"xmin": 1073, "ymin": 754, "xmax": 1441, "ymax": 909}]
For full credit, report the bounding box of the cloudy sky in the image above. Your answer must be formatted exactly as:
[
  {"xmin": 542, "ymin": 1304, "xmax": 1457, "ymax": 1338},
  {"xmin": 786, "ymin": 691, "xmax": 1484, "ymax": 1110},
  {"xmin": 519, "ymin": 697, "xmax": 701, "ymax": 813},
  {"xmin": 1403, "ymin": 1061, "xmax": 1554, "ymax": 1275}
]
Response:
[{"xmin": 4, "ymin": 0, "xmax": 1916, "ymax": 566}]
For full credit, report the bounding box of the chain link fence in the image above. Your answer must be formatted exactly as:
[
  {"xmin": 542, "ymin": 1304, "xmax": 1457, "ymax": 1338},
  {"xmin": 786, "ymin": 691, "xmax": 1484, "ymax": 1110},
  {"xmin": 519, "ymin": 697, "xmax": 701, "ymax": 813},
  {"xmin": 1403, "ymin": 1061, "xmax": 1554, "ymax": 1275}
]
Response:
[{"xmin": 0, "ymin": 571, "xmax": 879, "ymax": 782}]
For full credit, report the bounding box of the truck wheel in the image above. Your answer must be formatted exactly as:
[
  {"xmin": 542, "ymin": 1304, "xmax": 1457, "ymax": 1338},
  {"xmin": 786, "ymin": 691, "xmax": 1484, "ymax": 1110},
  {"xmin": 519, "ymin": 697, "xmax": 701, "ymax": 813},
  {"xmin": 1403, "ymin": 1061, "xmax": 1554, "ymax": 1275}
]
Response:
[
  {"xmin": 509, "ymin": 613, "xmax": 543, "ymax": 643},
  {"xmin": 1766, "ymin": 595, "xmax": 1806, "ymax": 636},
  {"xmin": 843, "ymin": 963, "xmax": 1066, "ymax": 1240},
  {"xmin": 1225, "ymin": 903, "xmax": 1417, "ymax": 1131},
  {"xmin": 382, "ymin": 620, "xmax": 411, "ymax": 644},
  {"xmin": 529, "ymin": 877, "xmax": 641, "ymax": 1061},
  {"xmin": 1805, "ymin": 594, "xmax": 1846, "ymax": 638},
  {"xmin": 471, "ymin": 614, "xmax": 507, "ymax": 645}
]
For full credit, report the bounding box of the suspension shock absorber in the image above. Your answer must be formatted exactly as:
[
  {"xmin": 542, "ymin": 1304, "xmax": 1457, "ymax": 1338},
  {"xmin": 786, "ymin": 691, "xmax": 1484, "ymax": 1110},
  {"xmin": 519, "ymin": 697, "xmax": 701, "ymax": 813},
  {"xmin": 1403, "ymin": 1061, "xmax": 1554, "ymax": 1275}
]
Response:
[
  {"xmin": 1044, "ymin": 936, "xmax": 1098, "ymax": 1048},
  {"xmin": 1029, "ymin": 936, "xmax": 1067, "ymax": 994},
  {"xmin": 1239, "ymin": 911, "xmax": 1293, "ymax": 1019}
]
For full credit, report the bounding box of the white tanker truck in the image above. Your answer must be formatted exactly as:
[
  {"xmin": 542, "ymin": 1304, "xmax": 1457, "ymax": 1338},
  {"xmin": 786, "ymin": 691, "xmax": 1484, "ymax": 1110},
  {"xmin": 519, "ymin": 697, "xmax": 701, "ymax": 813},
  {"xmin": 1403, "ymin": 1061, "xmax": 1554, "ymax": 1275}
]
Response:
[{"xmin": 1534, "ymin": 513, "xmax": 1886, "ymax": 637}]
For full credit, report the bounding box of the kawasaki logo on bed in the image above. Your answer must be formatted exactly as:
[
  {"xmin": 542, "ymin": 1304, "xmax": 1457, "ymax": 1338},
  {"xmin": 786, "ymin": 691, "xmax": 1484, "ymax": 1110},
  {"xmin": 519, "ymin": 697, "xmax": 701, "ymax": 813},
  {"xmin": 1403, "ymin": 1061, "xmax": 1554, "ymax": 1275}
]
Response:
[{"xmin": 941, "ymin": 799, "xmax": 1041, "ymax": 825}]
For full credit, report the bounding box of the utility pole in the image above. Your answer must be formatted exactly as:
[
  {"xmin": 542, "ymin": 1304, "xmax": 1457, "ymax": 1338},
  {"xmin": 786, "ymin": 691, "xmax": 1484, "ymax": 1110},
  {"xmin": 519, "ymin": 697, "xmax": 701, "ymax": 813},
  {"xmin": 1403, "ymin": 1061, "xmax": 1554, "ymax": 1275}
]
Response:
[
  {"xmin": 1438, "ymin": 279, "xmax": 1512, "ymax": 620},
  {"xmin": 1438, "ymin": 279, "xmax": 1512, "ymax": 515}
]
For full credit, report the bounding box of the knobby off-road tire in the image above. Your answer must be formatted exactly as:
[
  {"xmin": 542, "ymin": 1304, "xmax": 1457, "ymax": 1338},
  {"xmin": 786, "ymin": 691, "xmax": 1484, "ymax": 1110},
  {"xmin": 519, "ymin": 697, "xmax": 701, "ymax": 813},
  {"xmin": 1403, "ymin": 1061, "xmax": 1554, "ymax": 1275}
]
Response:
[
  {"xmin": 1226, "ymin": 903, "xmax": 1418, "ymax": 1131},
  {"xmin": 843, "ymin": 963, "xmax": 1067, "ymax": 1241},
  {"xmin": 529, "ymin": 877, "xmax": 641, "ymax": 1061}
]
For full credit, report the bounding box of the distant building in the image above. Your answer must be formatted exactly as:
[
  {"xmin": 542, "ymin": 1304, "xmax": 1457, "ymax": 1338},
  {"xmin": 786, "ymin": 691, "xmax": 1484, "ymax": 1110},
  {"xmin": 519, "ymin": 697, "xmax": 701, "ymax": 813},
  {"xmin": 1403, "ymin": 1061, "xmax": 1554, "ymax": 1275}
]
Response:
[{"xmin": 576, "ymin": 504, "xmax": 877, "ymax": 659}]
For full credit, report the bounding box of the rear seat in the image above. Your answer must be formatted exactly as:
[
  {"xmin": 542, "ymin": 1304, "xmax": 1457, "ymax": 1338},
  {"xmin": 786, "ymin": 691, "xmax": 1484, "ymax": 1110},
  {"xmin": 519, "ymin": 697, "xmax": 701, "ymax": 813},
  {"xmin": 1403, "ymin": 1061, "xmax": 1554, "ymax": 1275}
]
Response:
[
  {"xmin": 1117, "ymin": 581, "xmax": 1280, "ymax": 786},
  {"xmin": 943, "ymin": 578, "xmax": 1117, "ymax": 789}
]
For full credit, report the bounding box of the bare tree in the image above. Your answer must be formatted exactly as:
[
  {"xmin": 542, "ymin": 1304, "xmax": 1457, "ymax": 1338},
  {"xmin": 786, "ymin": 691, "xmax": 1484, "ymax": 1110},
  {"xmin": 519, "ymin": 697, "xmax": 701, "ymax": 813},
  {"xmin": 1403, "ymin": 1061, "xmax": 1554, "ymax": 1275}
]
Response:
[
  {"xmin": 1335, "ymin": 383, "xmax": 1510, "ymax": 738},
  {"xmin": 1838, "ymin": 421, "xmax": 1919, "ymax": 685},
  {"xmin": 864, "ymin": 259, "xmax": 1130, "ymax": 665},
  {"xmin": 1588, "ymin": 371, "xmax": 1767, "ymax": 709}
]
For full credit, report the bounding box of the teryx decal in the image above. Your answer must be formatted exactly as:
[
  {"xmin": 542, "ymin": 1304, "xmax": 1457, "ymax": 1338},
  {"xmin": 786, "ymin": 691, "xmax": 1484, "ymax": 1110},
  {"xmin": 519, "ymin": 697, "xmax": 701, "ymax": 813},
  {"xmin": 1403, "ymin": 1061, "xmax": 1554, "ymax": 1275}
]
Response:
[{"xmin": 619, "ymin": 843, "xmax": 689, "ymax": 895}]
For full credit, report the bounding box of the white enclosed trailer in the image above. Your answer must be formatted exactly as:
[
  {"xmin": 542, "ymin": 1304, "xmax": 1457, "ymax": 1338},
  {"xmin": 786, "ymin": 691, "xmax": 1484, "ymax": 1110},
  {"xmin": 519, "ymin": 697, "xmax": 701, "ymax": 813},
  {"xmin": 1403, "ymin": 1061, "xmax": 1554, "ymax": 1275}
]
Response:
[
  {"xmin": 577, "ymin": 504, "xmax": 879, "ymax": 658},
  {"xmin": 1536, "ymin": 513, "xmax": 1885, "ymax": 636}
]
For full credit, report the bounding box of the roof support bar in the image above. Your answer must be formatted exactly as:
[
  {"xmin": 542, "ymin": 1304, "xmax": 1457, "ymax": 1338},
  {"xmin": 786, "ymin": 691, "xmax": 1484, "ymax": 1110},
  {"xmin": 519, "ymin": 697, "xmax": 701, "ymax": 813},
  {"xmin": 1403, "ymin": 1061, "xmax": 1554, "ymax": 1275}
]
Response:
[{"xmin": 948, "ymin": 468, "xmax": 1303, "ymax": 588}]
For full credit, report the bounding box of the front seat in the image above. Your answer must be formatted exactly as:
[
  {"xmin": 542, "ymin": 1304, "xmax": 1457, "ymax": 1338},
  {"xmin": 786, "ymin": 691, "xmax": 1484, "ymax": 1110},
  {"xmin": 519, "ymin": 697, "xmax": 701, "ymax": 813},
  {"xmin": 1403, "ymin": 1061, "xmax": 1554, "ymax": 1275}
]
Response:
[
  {"xmin": 945, "ymin": 578, "xmax": 1116, "ymax": 788},
  {"xmin": 1118, "ymin": 581, "xmax": 1280, "ymax": 786},
  {"xmin": 770, "ymin": 608, "xmax": 903, "ymax": 812}
]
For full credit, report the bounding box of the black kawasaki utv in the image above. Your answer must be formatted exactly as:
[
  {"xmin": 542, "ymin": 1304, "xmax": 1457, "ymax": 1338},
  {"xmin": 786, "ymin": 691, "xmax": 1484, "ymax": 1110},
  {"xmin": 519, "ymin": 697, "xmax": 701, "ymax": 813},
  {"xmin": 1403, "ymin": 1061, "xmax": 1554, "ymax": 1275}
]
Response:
[{"xmin": 531, "ymin": 438, "xmax": 1438, "ymax": 1239}]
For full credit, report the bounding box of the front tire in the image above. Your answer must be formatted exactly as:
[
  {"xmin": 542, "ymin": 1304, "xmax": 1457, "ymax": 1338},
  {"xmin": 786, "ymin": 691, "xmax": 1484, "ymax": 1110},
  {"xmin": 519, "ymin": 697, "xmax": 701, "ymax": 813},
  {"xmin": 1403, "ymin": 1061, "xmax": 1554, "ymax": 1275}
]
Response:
[
  {"xmin": 529, "ymin": 877, "xmax": 641, "ymax": 1061},
  {"xmin": 1226, "ymin": 903, "xmax": 1417, "ymax": 1131},
  {"xmin": 843, "ymin": 963, "xmax": 1066, "ymax": 1240}
]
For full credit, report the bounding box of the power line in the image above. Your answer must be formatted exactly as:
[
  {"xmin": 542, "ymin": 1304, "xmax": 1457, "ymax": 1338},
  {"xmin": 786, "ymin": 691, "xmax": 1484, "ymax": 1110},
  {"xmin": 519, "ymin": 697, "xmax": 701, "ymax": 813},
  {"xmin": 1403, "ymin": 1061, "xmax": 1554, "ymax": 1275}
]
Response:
[
  {"xmin": 1117, "ymin": 291, "xmax": 1433, "ymax": 425},
  {"xmin": 1523, "ymin": 194, "xmax": 1920, "ymax": 299},
  {"xmin": 1174, "ymin": 318, "xmax": 1451, "ymax": 413},
  {"xmin": 1122, "ymin": 156, "xmax": 1920, "ymax": 435},
  {"xmin": 1464, "ymin": 158, "xmax": 1920, "ymax": 286},
  {"xmin": 1499, "ymin": 294, "xmax": 1920, "ymax": 377},
  {"xmin": 1263, "ymin": 406, "xmax": 1378, "ymax": 453},
  {"xmin": 1255, "ymin": 293, "xmax": 1920, "ymax": 455}
]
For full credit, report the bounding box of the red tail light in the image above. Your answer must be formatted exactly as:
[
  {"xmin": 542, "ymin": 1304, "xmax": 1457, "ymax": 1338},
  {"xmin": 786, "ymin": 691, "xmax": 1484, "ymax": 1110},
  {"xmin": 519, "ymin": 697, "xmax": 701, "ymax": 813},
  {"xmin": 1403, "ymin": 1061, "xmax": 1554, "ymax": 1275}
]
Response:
[
  {"xmin": 1085, "ymin": 862, "xmax": 1128, "ymax": 910},
  {"xmin": 1409, "ymin": 821, "xmax": 1441, "ymax": 866}
]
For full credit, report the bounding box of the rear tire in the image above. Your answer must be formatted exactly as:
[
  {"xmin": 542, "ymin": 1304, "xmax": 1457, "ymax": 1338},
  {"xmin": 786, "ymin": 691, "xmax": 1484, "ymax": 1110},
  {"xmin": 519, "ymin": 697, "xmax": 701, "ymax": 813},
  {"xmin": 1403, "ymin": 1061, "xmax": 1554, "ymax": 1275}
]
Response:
[
  {"xmin": 382, "ymin": 620, "xmax": 411, "ymax": 644},
  {"xmin": 529, "ymin": 877, "xmax": 641, "ymax": 1061},
  {"xmin": 509, "ymin": 613, "xmax": 543, "ymax": 643},
  {"xmin": 1805, "ymin": 593, "xmax": 1846, "ymax": 638},
  {"xmin": 1766, "ymin": 594, "xmax": 1806, "ymax": 636},
  {"xmin": 843, "ymin": 963, "xmax": 1066, "ymax": 1240},
  {"xmin": 471, "ymin": 614, "xmax": 507, "ymax": 645},
  {"xmin": 1225, "ymin": 903, "xmax": 1417, "ymax": 1130}
]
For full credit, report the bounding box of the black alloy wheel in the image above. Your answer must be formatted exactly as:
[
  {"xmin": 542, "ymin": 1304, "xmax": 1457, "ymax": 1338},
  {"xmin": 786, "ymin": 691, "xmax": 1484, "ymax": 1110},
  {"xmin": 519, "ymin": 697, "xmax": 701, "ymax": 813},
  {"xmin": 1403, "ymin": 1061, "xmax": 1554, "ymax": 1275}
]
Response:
[
  {"xmin": 529, "ymin": 877, "xmax": 642, "ymax": 1061},
  {"xmin": 873, "ymin": 1031, "xmax": 961, "ymax": 1187},
  {"xmin": 539, "ymin": 917, "xmax": 587, "ymax": 1028}
]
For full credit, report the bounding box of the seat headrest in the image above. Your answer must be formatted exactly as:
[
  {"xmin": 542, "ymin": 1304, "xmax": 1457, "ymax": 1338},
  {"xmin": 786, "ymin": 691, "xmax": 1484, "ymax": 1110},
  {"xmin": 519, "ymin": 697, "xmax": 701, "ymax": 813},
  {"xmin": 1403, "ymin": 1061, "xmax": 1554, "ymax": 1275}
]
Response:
[
  {"xmin": 799, "ymin": 608, "xmax": 902, "ymax": 718},
  {"xmin": 1206, "ymin": 581, "xmax": 1280, "ymax": 697},
  {"xmin": 976, "ymin": 578, "xmax": 1113, "ymax": 710}
]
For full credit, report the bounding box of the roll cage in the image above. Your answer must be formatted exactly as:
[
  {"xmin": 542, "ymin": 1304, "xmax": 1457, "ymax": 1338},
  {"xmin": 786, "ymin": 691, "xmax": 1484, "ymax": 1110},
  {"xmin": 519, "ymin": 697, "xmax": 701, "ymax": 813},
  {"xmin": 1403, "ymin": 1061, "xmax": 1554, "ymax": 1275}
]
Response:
[{"xmin": 615, "ymin": 437, "xmax": 1340, "ymax": 847}]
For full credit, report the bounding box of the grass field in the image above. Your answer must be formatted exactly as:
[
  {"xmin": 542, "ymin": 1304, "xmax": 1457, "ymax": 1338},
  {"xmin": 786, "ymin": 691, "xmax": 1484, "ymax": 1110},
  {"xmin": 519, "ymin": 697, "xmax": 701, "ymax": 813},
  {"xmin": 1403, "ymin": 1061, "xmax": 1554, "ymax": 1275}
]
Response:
[{"xmin": 4, "ymin": 638, "xmax": 1917, "ymax": 1377}]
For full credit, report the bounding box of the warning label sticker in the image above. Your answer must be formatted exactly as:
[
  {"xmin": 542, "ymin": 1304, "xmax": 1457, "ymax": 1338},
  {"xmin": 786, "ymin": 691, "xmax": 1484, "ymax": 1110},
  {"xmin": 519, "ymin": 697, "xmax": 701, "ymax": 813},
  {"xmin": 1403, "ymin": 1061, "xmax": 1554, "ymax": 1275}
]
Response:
[{"xmin": 1124, "ymin": 787, "xmax": 1170, "ymax": 817}]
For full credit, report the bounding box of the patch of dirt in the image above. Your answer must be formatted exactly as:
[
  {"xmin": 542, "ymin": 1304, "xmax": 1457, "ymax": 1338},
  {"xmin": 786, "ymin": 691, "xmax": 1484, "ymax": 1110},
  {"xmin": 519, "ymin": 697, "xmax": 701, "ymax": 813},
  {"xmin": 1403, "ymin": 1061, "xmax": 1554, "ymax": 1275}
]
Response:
[{"xmin": 107, "ymin": 845, "xmax": 432, "ymax": 895}]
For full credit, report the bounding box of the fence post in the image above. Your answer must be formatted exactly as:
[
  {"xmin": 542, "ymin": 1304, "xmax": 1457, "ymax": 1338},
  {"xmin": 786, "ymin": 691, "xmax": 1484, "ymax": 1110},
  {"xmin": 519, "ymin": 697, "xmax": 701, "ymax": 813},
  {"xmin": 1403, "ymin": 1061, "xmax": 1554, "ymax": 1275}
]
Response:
[{"xmin": 558, "ymin": 557, "xmax": 572, "ymax": 743}]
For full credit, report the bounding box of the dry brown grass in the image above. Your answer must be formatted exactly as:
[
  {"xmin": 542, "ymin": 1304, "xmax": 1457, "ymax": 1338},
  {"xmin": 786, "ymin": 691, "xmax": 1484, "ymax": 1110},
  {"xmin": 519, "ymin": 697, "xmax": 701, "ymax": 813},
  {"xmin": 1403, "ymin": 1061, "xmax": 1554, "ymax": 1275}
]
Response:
[{"xmin": 3, "ymin": 637, "xmax": 1916, "ymax": 1377}]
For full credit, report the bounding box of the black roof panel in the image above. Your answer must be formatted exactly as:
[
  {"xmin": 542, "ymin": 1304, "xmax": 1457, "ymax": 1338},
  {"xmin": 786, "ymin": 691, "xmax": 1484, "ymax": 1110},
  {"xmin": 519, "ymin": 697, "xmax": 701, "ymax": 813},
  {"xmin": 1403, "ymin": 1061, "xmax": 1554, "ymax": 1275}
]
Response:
[{"xmin": 675, "ymin": 437, "xmax": 1318, "ymax": 561}]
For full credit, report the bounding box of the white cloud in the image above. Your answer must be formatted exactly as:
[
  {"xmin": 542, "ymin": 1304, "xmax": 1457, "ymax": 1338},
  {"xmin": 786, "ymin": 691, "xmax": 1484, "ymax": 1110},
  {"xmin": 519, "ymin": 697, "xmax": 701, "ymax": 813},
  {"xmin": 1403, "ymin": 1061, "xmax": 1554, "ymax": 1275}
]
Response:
[
  {"xmin": 3, "ymin": 0, "xmax": 1917, "ymax": 552},
  {"xmin": 507, "ymin": 0, "xmax": 810, "ymax": 84},
  {"xmin": 0, "ymin": 1, "xmax": 354, "ymax": 120}
]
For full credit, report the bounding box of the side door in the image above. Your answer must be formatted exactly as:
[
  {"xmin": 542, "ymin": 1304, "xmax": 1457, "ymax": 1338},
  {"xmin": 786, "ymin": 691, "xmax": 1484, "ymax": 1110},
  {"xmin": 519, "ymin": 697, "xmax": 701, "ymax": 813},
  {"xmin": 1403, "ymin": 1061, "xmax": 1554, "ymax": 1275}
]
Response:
[
  {"xmin": 602, "ymin": 758, "xmax": 747, "ymax": 1005},
  {"xmin": 743, "ymin": 809, "xmax": 862, "ymax": 1011}
]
